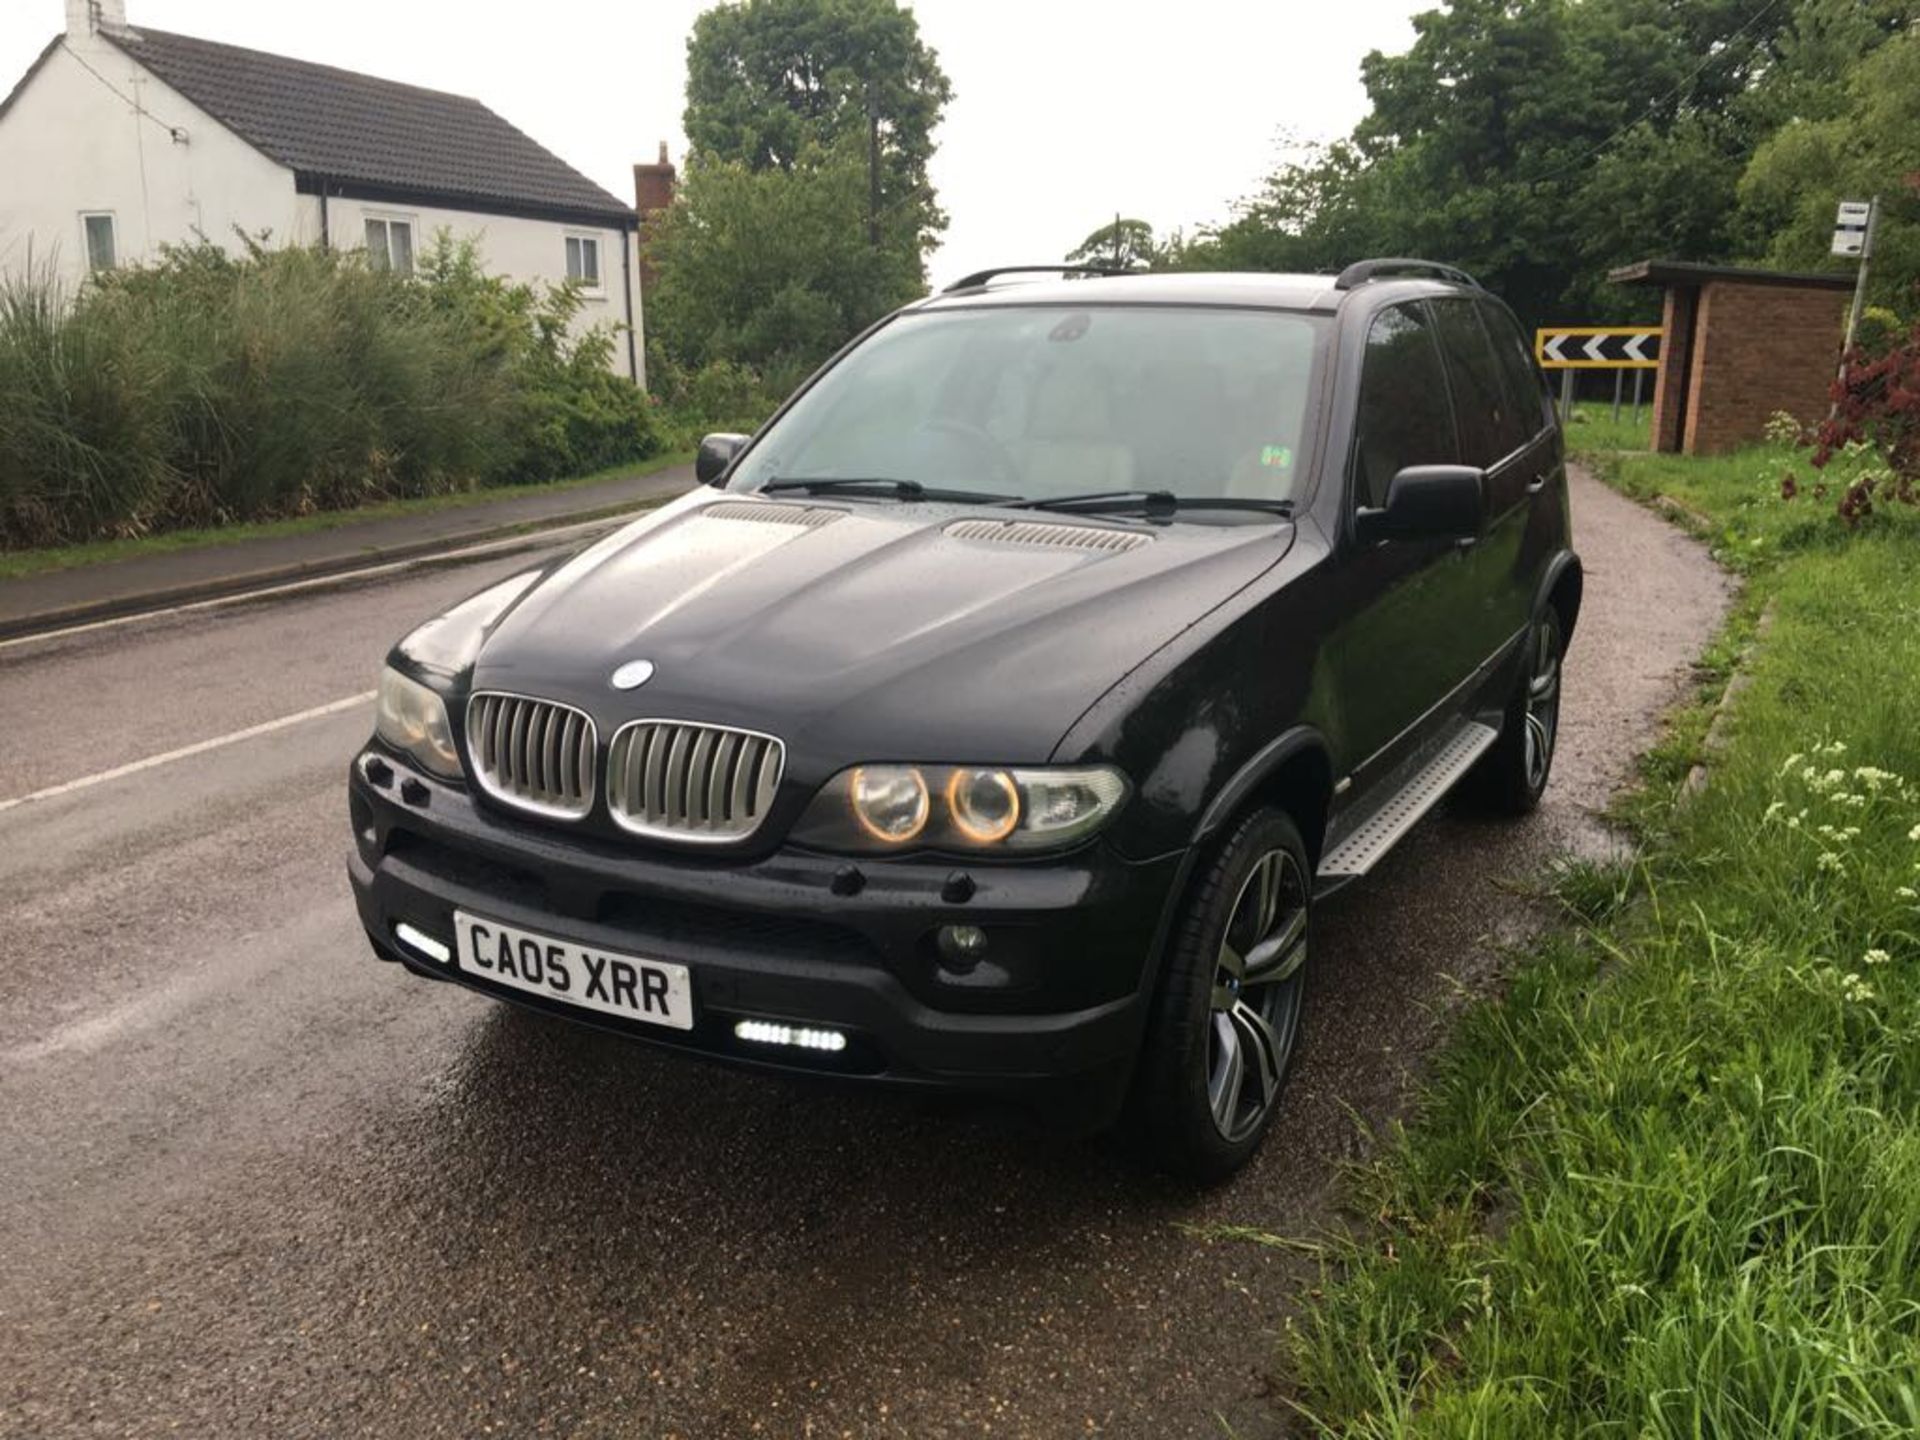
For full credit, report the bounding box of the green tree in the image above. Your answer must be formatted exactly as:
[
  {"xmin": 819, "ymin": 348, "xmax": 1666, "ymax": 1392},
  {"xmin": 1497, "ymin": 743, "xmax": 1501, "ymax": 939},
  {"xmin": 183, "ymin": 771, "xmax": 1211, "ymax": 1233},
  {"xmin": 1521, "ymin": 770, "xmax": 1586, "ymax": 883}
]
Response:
[
  {"xmin": 683, "ymin": 0, "xmax": 952, "ymax": 264},
  {"xmin": 1064, "ymin": 218, "xmax": 1161, "ymax": 271},
  {"xmin": 644, "ymin": 140, "xmax": 920, "ymax": 377},
  {"xmin": 1185, "ymin": 0, "xmax": 1906, "ymax": 328},
  {"xmin": 1738, "ymin": 29, "xmax": 1920, "ymax": 315}
]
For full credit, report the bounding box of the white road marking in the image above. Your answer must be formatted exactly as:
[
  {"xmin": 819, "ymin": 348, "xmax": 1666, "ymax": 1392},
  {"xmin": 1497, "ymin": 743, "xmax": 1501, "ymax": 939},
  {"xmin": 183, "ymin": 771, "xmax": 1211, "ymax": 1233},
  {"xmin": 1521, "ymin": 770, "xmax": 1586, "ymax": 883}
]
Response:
[
  {"xmin": 2, "ymin": 965, "xmax": 226, "ymax": 1064},
  {"xmin": 0, "ymin": 690, "xmax": 377, "ymax": 814},
  {"xmin": 0, "ymin": 510, "xmax": 637, "ymax": 655}
]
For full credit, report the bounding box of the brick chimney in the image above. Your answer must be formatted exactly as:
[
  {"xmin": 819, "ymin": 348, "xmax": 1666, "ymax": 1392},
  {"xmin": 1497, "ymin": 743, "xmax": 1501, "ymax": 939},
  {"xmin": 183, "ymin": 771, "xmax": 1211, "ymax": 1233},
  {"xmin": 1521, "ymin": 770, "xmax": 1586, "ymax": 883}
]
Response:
[
  {"xmin": 67, "ymin": 0, "xmax": 130, "ymax": 38},
  {"xmin": 633, "ymin": 141, "xmax": 677, "ymax": 295}
]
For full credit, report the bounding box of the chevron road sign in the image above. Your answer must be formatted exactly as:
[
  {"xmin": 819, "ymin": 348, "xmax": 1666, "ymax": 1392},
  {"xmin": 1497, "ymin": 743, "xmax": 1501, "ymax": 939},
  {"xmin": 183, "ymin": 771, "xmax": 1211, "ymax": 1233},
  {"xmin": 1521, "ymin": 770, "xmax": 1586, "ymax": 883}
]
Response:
[{"xmin": 1535, "ymin": 327, "xmax": 1662, "ymax": 369}]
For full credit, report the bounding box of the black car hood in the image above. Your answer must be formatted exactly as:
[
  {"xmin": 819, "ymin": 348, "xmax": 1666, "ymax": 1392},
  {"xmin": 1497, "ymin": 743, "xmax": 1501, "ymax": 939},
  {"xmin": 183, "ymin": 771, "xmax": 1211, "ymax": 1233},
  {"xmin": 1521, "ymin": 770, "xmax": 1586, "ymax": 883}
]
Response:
[{"xmin": 470, "ymin": 491, "xmax": 1292, "ymax": 766}]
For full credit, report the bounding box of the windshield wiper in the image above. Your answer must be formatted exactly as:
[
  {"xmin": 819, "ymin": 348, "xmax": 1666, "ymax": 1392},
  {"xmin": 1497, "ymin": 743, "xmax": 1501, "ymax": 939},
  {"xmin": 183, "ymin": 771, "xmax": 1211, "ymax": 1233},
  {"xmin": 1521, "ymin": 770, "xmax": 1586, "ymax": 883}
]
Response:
[
  {"xmin": 1006, "ymin": 490, "xmax": 1294, "ymax": 519},
  {"xmin": 759, "ymin": 477, "xmax": 1016, "ymax": 503}
]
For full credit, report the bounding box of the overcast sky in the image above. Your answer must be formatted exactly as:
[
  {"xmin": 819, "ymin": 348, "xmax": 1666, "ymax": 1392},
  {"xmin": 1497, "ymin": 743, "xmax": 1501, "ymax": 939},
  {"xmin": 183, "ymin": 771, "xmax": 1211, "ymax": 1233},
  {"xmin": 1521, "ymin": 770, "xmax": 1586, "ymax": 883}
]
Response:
[{"xmin": 0, "ymin": 0, "xmax": 1421, "ymax": 286}]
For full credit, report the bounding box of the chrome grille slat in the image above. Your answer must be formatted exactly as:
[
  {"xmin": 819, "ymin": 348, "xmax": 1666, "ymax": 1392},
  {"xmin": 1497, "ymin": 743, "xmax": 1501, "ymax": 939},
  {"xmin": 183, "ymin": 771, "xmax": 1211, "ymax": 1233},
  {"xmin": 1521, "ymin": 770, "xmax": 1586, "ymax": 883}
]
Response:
[
  {"xmin": 608, "ymin": 719, "xmax": 785, "ymax": 843},
  {"xmin": 465, "ymin": 692, "xmax": 595, "ymax": 820},
  {"xmin": 708, "ymin": 730, "xmax": 740, "ymax": 824}
]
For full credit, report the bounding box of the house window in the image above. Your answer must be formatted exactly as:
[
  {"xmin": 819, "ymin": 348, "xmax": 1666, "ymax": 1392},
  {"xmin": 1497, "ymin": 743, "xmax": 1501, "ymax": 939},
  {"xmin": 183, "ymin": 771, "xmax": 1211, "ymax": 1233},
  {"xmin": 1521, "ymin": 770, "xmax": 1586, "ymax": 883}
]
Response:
[
  {"xmin": 81, "ymin": 213, "xmax": 117, "ymax": 272},
  {"xmin": 565, "ymin": 234, "xmax": 601, "ymax": 289},
  {"xmin": 364, "ymin": 216, "xmax": 415, "ymax": 275}
]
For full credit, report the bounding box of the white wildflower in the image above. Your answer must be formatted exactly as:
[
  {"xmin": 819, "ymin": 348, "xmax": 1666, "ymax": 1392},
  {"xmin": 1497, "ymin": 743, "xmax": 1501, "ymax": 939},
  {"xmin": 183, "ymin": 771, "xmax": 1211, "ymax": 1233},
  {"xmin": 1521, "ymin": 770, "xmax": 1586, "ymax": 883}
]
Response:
[
  {"xmin": 1843, "ymin": 974, "xmax": 1875, "ymax": 1003},
  {"xmin": 1765, "ymin": 801, "xmax": 1786, "ymax": 821},
  {"xmin": 1817, "ymin": 852, "xmax": 1845, "ymax": 873},
  {"xmin": 1865, "ymin": 949, "xmax": 1892, "ymax": 966},
  {"xmin": 1898, "ymin": 887, "xmax": 1917, "ymax": 900}
]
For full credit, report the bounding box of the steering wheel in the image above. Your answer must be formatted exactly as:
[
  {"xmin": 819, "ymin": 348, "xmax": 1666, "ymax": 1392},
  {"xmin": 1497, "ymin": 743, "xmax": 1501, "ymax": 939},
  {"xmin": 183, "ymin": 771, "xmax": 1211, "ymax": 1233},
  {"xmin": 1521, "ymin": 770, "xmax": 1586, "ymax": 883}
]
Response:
[{"xmin": 919, "ymin": 416, "xmax": 1021, "ymax": 491}]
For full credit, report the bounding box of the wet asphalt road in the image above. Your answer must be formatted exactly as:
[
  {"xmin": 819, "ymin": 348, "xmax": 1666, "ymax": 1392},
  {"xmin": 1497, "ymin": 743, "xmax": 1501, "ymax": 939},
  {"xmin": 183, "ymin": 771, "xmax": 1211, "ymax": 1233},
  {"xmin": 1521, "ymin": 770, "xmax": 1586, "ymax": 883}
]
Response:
[{"xmin": 0, "ymin": 468, "xmax": 1728, "ymax": 1439}]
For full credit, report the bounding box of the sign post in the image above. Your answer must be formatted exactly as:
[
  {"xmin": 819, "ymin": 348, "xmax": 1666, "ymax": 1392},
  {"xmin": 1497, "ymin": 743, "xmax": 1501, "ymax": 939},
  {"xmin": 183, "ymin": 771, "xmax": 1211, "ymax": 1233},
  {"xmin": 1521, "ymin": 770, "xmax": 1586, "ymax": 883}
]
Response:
[
  {"xmin": 1535, "ymin": 326, "xmax": 1663, "ymax": 429},
  {"xmin": 1833, "ymin": 197, "xmax": 1879, "ymax": 358}
]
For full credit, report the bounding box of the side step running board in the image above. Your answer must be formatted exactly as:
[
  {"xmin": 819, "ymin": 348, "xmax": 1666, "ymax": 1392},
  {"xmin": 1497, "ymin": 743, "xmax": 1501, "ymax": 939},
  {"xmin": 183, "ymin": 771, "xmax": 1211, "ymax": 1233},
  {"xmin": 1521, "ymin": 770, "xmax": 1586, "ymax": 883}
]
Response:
[{"xmin": 1316, "ymin": 721, "xmax": 1499, "ymax": 889}]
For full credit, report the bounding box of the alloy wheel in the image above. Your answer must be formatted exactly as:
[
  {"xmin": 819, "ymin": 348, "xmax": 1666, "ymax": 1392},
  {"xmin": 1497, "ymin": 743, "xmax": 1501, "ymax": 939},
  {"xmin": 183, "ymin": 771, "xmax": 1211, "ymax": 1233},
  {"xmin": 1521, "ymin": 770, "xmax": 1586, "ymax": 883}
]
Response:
[
  {"xmin": 1524, "ymin": 617, "xmax": 1562, "ymax": 792},
  {"xmin": 1206, "ymin": 847, "xmax": 1308, "ymax": 1143}
]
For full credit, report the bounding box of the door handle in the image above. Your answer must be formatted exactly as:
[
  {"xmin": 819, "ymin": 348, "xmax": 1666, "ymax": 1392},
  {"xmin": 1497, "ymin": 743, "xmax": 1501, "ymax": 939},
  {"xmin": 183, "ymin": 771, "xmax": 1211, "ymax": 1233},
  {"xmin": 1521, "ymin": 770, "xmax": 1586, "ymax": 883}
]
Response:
[{"xmin": 1525, "ymin": 475, "xmax": 1548, "ymax": 495}]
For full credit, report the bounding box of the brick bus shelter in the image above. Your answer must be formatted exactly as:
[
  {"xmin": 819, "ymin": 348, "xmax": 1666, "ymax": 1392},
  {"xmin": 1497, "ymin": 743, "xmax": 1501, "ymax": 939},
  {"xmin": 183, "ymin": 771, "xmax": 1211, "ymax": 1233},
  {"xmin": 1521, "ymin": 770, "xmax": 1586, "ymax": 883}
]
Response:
[{"xmin": 1608, "ymin": 259, "xmax": 1856, "ymax": 455}]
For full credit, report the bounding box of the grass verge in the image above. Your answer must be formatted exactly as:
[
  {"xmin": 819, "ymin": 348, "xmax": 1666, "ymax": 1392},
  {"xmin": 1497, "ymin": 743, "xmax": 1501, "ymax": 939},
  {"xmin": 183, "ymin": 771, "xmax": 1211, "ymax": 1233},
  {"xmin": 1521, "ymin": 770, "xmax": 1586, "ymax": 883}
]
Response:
[
  {"xmin": 1558, "ymin": 405, "xmax": 1652, "ymax": 455},
  {"xmin": 0, "ymin": 450, "xmax": 693, "ymax": 582},
  {"xmin": 1268, "ymin": 440, "xmax": 1920, "ymax": 1434}
]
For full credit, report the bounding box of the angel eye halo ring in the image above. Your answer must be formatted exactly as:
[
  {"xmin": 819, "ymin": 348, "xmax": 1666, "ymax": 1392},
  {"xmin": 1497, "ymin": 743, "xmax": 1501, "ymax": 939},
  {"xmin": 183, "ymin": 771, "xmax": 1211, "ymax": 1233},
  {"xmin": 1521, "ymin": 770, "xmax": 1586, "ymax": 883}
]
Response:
[
  {"xmin": 848, "ymin": 764, "xmax": 931, "ymax": 842},
  {"xmin": 946, "ymin": 767, "xmax": 1020, "ymax": 843}
]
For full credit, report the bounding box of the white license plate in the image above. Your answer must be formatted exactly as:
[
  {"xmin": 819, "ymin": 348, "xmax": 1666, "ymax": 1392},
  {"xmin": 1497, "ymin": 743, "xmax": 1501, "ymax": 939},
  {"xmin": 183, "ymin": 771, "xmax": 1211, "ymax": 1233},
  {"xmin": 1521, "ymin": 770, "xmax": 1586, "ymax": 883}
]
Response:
[{"xmin": 453, "ymin": 911, "xmax": 694, "ymax": 1031}]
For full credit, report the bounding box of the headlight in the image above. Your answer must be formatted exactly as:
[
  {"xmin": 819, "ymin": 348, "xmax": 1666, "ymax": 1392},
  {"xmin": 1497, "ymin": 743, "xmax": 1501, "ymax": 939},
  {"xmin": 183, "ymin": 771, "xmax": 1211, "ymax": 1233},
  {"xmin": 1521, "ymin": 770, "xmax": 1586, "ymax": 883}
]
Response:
[
  {"xmin": 794, "ymin": 763, "xmax": 1127, "ymax": 854},
  {"xmin": 850, "ymin": 765, "xmax": 931, "ymax": 842},
  {"xmin": 375, "ymin": 667, "xmax": 462, "ymax": 779}
]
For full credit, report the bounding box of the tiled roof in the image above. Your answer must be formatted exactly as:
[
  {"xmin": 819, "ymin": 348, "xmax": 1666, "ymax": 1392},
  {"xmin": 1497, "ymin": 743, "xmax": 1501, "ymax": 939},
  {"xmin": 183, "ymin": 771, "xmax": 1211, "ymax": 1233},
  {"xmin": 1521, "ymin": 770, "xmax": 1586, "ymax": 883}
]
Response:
[{"xmin": 105, "ymin": 26, "xmax": 635, "ymax": 225}]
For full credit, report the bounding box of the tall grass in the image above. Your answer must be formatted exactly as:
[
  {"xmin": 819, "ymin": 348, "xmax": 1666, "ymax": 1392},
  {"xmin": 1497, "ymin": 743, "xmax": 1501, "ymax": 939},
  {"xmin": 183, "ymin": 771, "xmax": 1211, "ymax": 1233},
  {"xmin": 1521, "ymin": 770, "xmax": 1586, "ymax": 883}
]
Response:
[
  {"xmin": 0, "ymin": 236, "xmax": 659, "ymax": 549},
  {"xmin": 1276, "ymin": 441, "xmax": 1920, "ymax": 1435}
]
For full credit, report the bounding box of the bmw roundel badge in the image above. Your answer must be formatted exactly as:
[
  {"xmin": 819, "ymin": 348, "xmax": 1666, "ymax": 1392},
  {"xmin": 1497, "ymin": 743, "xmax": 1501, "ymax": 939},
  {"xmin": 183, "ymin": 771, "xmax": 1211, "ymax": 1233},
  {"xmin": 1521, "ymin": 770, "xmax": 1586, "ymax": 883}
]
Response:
[{"xmin": 610, "ymin": 659, "xmax": 656, "ymax": 691}]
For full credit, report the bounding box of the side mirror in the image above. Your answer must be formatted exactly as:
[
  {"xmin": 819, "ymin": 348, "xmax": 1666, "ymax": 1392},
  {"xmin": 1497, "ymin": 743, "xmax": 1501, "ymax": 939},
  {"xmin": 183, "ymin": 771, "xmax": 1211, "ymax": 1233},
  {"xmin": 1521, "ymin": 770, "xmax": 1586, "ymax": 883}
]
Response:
[
  {"xmin": 695, "ymin": 432, "xmax": 749, "ymax": 487},
  {"xmin": 1355, "ymin": 464, "xmax": 1485, "ymax": 544}
]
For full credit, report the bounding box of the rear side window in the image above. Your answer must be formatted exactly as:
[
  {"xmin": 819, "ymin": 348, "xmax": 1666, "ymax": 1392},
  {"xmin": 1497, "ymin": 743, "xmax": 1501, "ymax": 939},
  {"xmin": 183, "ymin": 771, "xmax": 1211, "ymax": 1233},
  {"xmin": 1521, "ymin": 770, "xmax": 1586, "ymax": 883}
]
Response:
[
  {"xmin": 1430, "ymin": 299, "xmax": 1527, "ymax": 467},
  {"xmin": 1352, "ymin": 302, "xmax": 1458, "ymax": 510},
  {"xmin": 1480, "ymin": 301, "xmax": 1550, "ymax": 441}
]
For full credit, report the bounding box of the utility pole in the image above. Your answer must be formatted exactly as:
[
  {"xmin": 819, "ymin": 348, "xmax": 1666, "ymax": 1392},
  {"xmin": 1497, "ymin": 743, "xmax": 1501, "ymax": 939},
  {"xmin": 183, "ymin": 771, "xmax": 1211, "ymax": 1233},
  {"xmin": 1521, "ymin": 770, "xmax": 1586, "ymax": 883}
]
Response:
[
  {"xmin": 866, "ymin": 94, "xmax": 882, "ymax": 250},
  {"xmin": 1112, "ymin": 210, "xmax": 1121, "ymax": 269}
]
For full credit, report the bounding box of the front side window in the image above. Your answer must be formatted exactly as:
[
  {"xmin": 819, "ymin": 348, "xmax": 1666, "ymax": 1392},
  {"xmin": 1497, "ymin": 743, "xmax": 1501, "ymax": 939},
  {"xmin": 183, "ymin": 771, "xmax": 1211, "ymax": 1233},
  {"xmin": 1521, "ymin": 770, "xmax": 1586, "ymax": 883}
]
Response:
[
  {"xmin": 1480, "ymin": 301, "xmax": 1551, "ymax": 442},
  {"xmin": 364, "ymin": 217, "xmax": 415, "ymax": 275},
  {"xmin": 729, "ymin": 305, "xmax": 1326, "ymax": 509},
  {"xmin": 1351, "ymin": 302, "xmax": 1458, "ymax": 510},
  {"xmin": 1430, "ymin": 298, "xmax": 1527, "ymax": 467},
  {"xmin": 565, "ymin": 234, "xmax": 601, "ymax": 288},
  {"xmin": 82, "ymin": 213, "xmax": 116, "ymax": 272}
]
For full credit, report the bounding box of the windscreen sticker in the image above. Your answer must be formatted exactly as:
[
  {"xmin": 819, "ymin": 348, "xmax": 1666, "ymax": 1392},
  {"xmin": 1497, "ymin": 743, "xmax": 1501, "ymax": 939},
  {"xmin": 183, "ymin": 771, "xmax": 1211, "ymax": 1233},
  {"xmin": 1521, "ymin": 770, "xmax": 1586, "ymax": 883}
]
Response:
[{"xmin": 1260, "ymin": 444, "xmax": 1294, "ymax": 470}]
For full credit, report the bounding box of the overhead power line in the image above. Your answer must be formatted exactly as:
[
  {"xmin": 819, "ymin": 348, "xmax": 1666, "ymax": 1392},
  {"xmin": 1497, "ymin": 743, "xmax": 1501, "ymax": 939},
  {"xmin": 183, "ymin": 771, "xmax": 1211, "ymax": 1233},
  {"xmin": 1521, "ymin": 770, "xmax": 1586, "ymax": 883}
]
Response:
[{"xmin": 1518, "ymin": 0, "xmax": 1789, "ymax": 187}]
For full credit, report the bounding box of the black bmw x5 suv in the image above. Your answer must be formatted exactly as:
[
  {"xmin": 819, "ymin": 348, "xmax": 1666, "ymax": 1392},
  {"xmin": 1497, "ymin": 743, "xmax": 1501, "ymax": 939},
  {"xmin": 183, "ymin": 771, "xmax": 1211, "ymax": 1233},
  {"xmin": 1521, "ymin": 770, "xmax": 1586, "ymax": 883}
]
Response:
[{"xmin": 348, "ymin": 259, "xmax": 1580, "ymax": 1180}]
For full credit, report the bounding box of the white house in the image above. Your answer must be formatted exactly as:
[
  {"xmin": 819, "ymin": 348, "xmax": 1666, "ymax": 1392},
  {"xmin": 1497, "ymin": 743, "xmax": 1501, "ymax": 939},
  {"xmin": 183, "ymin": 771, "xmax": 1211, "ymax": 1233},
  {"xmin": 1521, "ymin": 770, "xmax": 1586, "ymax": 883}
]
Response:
[{"xmin": 0, "ymin": 0, "xmax": 646, "ymax": 383}]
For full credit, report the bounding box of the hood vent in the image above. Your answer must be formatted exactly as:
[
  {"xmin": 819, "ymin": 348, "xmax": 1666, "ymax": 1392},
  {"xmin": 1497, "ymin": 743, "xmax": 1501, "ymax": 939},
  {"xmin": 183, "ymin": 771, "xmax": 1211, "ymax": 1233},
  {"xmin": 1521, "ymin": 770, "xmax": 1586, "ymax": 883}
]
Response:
[
  {"xmin": 701, "ymin": 500, "xmax": 843, "ymax": 529},
  {"xmin": 943, "ymin": 518, "xmax": 1151, "ymax": 554}
]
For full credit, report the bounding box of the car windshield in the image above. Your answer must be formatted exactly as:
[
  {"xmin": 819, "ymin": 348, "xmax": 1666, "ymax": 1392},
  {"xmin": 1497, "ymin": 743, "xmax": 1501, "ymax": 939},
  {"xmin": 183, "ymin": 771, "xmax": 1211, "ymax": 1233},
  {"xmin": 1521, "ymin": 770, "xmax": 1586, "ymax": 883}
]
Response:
[{"xmin": 728, "ymin": 304, "xmax": 1326, "ymax": 510}]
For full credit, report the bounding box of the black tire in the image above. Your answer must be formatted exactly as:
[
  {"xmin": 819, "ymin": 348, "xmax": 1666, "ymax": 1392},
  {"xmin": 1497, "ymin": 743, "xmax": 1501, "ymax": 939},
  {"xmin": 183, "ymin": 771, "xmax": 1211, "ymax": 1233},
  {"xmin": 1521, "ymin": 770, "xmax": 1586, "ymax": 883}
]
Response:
[
  {"xmin": 1465, "ymin": 607, "xmax": 1564, "ymax": 815},
  {"xmin": 1131, "ymin": 807, "xmax": 1311, "ymax": 1183}
]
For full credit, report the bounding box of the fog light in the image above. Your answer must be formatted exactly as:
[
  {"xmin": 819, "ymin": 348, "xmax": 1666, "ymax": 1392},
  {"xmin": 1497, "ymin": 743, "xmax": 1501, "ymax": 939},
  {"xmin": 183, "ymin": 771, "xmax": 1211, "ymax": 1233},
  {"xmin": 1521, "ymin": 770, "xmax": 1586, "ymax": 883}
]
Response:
[
  {"xmin": 394, "ymin": 922, "xmax": 451, "ymax": 964},
  {"xmin": 734, "ymin": 1019, "xmax": 847, "ymax": 1052},
  {"xmin": 937, "ymin": 924, "xmax": 989, "ymax": 966}
]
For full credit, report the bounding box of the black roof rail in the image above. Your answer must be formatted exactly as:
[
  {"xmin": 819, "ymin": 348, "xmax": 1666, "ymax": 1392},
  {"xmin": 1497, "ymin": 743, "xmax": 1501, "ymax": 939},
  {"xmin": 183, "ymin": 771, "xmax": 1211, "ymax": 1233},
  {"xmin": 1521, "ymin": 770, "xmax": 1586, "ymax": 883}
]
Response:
[
  {"xmin": 941, "ymin": 264, "xmax": 1135, "ymax": 293},
  {"xmin": 1332, "ymin": 258, "xmax": 1481, "ymax": 291}
]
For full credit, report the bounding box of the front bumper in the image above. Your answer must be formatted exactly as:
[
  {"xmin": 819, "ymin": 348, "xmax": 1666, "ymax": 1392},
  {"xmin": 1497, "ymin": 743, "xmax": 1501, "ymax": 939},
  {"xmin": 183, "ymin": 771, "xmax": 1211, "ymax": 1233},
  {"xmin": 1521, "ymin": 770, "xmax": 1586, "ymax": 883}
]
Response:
[{"xmin": 347, "ymin": 753, "xmax": 1186, "ymax": 1115}]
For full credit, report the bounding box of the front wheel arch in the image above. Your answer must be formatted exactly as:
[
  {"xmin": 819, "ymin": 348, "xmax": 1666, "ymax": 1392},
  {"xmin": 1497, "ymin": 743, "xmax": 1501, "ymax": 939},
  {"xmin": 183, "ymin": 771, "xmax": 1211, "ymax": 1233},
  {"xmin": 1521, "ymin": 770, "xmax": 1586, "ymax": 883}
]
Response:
[
  {"xmin": 1539, "ymin": 551, "xmax": 1583, "ymax": 649},
  {"xmin": 1190, "ymin": 727, "xmax": 1334, "ymax": 870}
]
